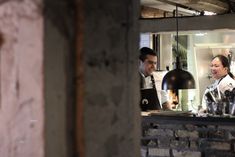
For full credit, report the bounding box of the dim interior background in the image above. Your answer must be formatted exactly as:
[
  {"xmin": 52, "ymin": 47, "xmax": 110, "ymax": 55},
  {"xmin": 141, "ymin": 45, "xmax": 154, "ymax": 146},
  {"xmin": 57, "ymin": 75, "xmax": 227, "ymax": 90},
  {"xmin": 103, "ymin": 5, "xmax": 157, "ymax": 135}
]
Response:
[{"xmin": 140, "ymin": 30, "xmax": 235, "ymax": 112}]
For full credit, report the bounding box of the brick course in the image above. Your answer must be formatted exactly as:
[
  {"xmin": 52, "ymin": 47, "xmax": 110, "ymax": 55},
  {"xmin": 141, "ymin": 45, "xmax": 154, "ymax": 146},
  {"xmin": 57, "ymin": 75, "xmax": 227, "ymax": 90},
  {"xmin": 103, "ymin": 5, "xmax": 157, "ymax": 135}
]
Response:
[{"xmin": 142, "ymin": 119, "xmax": 235, "ymax": 157}]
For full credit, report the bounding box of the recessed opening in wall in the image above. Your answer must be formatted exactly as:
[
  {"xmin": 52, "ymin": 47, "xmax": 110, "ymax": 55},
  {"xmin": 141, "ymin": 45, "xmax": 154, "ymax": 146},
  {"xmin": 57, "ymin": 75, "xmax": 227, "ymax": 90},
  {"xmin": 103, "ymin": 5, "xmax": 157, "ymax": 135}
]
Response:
[
  {"xmin": 140, "ymin": 9, "xmax": 235, "ymax": 117},
  {"xmin": 140, "ymin": 29, "xmax": 235, "ymax": 117},
  {"xmin": 139, "ymin": 2, "xmax": 235, "ymax": 156}
]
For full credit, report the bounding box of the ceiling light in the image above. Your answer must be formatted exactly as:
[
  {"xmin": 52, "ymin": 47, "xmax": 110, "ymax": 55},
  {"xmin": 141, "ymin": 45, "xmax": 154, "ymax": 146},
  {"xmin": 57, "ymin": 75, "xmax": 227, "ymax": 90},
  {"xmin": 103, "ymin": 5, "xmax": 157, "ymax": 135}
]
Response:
[{"xmin": 162, "ymin": 5, "xmax": 195, "ymax": 90}]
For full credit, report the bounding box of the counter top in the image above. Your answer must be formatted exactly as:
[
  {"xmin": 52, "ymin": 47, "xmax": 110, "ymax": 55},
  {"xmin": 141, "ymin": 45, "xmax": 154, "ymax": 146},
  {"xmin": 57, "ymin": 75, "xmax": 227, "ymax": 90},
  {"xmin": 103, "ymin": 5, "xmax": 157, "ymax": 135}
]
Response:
[{"xmin": 142, "ymin": 112, "xmax": 235, "ymax": 125}]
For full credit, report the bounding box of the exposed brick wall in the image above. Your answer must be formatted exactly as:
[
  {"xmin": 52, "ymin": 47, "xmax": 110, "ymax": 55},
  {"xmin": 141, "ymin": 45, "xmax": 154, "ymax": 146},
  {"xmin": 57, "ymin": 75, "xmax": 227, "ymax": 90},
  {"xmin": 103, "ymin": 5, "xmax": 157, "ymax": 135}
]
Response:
[{"xmin": 142, "ymin": 119, "xmax": 235, "ymax": 157}]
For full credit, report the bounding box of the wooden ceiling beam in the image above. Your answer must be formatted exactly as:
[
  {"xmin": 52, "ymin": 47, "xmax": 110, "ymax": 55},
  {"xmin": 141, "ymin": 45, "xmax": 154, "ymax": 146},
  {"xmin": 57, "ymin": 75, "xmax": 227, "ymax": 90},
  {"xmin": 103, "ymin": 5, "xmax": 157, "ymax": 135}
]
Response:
[
  {"xmin": 140, "ymin": 13, "xmax": 235, "ymax": 32},
  {"xmin": 166, "ymin": 0, "xmax": 228, "ymax": 13},
  {"xmin": 141, "ymin": 6, "xmax": 172, "ymax": 18}
]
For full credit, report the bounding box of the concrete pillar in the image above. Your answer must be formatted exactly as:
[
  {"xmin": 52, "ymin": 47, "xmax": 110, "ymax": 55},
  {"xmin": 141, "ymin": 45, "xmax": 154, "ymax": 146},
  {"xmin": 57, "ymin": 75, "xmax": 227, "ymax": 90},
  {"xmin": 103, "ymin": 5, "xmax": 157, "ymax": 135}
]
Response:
[
  {"xmin": 80, "ymin": 0, "xmax": 141, "ymax": 157},
  {"xmin": 44, "ymin": 0, "xmax": 76, "ymax": 157}
]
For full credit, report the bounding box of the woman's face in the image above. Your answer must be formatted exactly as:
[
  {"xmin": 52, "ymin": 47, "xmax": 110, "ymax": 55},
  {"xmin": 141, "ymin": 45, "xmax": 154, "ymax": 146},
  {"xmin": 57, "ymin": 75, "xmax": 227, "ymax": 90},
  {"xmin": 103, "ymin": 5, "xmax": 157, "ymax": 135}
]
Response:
[{"xmin": 210, "ymin": 57, "xmax": 228, "ymax": 80}]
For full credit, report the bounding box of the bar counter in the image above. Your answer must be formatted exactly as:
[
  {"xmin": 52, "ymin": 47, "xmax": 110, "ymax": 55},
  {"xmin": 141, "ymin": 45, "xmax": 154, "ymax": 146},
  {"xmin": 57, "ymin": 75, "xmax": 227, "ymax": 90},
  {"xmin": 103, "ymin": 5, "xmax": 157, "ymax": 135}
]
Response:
[{"xmin": 142, "ymin": 114, "xmax": 235, "ymax": 125}]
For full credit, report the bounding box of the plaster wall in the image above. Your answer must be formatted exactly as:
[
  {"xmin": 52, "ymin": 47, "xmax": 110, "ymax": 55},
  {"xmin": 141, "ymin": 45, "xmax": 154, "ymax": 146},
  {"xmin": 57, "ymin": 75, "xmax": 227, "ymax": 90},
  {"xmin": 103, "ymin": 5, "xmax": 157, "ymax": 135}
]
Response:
[{"xmin": 0, "ymin": 0, "xmax": 44, "ymax": 156}]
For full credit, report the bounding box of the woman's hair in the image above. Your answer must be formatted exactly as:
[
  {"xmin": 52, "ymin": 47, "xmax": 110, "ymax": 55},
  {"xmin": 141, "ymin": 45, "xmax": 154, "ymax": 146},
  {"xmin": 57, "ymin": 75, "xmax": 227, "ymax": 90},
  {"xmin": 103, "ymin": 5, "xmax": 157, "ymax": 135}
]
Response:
[{"xmin": 212, "ymin": 54, "xmax": 234, "ymax": 78}]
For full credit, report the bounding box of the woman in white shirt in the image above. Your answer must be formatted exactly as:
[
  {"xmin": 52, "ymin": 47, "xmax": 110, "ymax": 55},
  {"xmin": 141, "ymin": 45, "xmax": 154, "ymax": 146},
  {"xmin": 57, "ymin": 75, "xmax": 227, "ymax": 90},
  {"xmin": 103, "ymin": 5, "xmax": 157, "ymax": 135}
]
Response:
[{"xmin": 201, "ymin": 55, "xmax": 235, "ymax": 112}]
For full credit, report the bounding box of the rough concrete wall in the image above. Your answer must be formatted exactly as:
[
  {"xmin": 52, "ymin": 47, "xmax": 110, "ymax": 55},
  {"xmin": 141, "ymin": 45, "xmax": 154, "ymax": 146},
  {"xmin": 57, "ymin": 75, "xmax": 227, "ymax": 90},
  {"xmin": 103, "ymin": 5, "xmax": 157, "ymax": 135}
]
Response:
[
  {"xmin": 83, "ymin": 0, "xmax": 141, "ymax": 157},
  {"xmin": 44, "ymin": 0, "xmax": 76, "ymax": 157},
  {"xmin": 0, "ymin": 0, "xmax": 44, "ymax": 157}
]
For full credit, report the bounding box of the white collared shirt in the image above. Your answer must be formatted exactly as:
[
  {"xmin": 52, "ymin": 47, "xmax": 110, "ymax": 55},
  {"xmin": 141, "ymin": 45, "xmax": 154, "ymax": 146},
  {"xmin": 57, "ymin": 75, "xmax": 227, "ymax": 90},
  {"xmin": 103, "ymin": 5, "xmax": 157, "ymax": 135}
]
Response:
[
  {"xmin": 201, "ymin": 74, "xmax": 235, "ymax": 109},
  {"xmin": 140, "ymin": 72, "xmax": 169, "ymax": 107}
]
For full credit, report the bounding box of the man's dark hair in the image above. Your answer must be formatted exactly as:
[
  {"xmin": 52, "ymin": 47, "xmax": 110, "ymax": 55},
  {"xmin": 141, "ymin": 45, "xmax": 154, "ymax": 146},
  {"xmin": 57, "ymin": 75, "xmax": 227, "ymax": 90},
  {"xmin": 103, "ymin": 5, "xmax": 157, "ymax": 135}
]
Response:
[{"xmin": 139, "ymin": 47, "xmax": 157, "ymax": 61}]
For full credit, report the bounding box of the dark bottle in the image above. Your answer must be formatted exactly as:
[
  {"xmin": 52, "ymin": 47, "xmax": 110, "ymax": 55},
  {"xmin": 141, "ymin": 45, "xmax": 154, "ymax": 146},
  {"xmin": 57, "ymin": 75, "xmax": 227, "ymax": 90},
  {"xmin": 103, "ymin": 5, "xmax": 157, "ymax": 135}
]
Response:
[{"xmin": 224, "ymin": 90, "xmax": 231, "ymax": 114}]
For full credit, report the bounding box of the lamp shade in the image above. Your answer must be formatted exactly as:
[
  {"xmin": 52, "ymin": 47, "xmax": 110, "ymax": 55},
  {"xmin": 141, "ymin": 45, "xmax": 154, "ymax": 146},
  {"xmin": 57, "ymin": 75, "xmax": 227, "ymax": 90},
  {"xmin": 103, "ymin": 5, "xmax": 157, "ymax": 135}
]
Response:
[{"xmin": 162, "ymin": 68, "xmax": 195, "ymax": 90}]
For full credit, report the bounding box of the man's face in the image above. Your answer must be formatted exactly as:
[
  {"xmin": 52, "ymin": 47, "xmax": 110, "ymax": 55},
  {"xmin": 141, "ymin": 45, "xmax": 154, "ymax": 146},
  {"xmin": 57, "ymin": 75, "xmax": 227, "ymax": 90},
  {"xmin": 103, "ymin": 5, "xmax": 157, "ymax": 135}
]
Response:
[{"xmin": 140, "ymin": 54, "xmax": 157, "ymax": 76}]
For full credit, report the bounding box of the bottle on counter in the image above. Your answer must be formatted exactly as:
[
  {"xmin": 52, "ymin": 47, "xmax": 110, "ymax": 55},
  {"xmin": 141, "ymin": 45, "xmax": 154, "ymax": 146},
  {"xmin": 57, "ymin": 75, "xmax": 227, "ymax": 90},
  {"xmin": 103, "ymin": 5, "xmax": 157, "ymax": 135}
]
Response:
[{"xmin": 222, "ymin": 88, "xmax": 235, "ymax": 115}]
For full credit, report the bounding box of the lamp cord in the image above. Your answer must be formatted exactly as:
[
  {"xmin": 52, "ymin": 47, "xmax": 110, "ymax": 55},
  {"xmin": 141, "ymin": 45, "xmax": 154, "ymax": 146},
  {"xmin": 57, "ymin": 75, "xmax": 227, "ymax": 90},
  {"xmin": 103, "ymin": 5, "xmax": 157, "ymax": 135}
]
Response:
[
  {"xmin": 176, "ymin": 5, "xmax": 178, "ymax": 54},
  {"xmin": 175, "ymin": 5, "xmax": 180, "ymax": 69}
]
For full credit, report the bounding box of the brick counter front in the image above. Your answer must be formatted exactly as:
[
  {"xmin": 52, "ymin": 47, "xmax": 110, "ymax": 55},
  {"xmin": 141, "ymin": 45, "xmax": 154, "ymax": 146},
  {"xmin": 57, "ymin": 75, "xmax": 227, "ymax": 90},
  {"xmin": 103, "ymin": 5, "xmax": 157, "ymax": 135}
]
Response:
[{"xmin": 141, "ymin": 116, "xmax": 235, "ymax": 157}]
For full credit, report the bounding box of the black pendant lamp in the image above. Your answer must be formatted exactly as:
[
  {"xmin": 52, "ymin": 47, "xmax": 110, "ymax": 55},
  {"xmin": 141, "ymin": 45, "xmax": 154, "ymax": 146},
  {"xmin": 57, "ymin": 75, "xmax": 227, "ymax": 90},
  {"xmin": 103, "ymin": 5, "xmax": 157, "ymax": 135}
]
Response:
[{"xmin": 162, "ymin": 5, "xmax": 195, "ymax": 90}]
